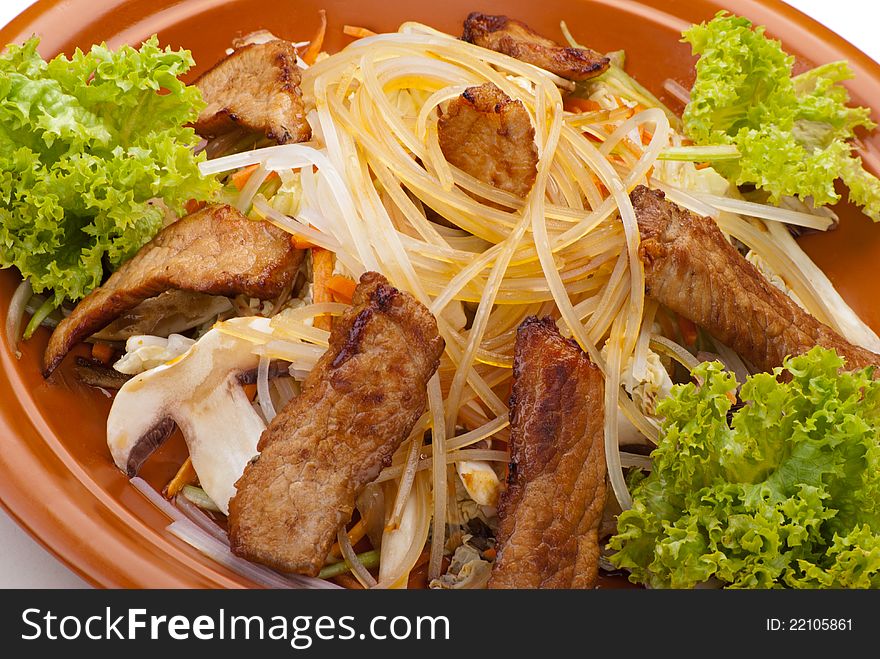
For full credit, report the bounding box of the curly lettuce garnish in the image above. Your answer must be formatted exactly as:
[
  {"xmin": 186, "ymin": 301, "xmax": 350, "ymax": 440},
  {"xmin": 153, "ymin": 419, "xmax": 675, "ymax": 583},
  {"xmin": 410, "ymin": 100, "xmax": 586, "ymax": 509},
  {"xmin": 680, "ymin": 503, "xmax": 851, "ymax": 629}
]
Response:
[
  {"xmin": 682, "ymin": 12, "xmax": 880, "ymax": 220},
  {"xmin": 0, "ymin": 36, "xmax": 217, "ymax": 310},
  {"xmin": 609, "ymin": 347, "xmax": 880, "ymax": 588}
]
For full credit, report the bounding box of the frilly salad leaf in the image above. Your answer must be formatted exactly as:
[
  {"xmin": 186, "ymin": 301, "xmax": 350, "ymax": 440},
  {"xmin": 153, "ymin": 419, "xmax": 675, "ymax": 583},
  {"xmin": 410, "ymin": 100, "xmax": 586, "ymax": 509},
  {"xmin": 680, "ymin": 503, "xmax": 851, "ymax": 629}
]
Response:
[
  {"xmin": 0, "ymin": 36, "xmax": 217, "ymax": 307},
  {"xmin": 609, "ymin": 347, "xmax": 880, "ymax": 588},
  {"xmin": 682, "ymin": 12, "xmax": 880, "ymax": 220}
]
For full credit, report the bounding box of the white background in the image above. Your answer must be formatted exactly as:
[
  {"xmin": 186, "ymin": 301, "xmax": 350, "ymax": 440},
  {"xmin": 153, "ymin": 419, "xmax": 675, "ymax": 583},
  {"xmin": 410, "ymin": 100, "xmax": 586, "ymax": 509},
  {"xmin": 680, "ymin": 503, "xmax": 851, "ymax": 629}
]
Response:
[{"xmin": 0, "ymin": 0, "xmax": 877, "ymax": 588}]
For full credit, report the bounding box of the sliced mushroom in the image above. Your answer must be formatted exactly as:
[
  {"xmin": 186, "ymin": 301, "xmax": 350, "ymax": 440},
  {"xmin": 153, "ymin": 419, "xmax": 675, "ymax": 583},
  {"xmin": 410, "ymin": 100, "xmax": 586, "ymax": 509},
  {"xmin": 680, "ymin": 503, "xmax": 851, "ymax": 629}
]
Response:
[{"xmin": 106, "ymin": 317, "xmax": 275, "ymax": 514}]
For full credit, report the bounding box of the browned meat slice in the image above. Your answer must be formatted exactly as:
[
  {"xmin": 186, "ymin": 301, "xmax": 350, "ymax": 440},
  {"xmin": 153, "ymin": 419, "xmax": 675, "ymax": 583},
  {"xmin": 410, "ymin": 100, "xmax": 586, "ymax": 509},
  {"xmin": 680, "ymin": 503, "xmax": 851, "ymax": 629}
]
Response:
[
  {"xmin": 462, "ymin": 12, "xmax": 609, "ymax": 81},
  {"xmin": 489, "ymin": 316, "xmax": 606, "ymax": 589},
  {"xmin": 438, "ymin": 83, "xmax": 538, "ymax": 198},
  {"xmin": 43, "ymin": 204, "xmax": 303, "ymax": 376},
  {"xmin": 193, "ymin": 40, "xmax": 311, "ymax": 144},
  {"xmin": 228, "ymin": 272, "xmax": 445, "ymax": 576},
  {"xmin": 632, "ymin": 185, "xmax": 880, "ymax": 373}
]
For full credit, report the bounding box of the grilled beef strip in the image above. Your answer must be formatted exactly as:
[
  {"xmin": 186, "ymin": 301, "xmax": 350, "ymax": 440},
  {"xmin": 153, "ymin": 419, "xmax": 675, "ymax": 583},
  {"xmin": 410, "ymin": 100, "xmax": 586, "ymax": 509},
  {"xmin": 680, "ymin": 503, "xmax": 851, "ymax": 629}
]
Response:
[
  {"xmin": 228, "ymin": 272, "xmax": 444, "ymax": 576},
  {"xmin": 462, "ymin": 12, "xmax": 610, "ymax": 81},
  {"xmin": 438, "ymin": 82, "xmax": 539, "ymax": 199},
  {"xmin": 193, "ymin": 40, "xmax": 311, "ymax": 144},
  {"xmin": 631, "ymin": 184, "xmax": 880, "ymax": 373},
  {"xmin": 43, "ymin": 204, "xmax": 303, "ymax": 376},
  {"xmin": 489, "ymin": 316, "xmax": 606, "ymax": 589}
]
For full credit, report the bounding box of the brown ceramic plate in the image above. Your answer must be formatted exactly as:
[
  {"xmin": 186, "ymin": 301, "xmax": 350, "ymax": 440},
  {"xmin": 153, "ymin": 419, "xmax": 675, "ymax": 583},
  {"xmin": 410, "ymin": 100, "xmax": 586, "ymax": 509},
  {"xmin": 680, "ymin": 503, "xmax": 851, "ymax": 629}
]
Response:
[{"xmin": 1, "ymin": 0, "xmax": 879, "ymax": 588}]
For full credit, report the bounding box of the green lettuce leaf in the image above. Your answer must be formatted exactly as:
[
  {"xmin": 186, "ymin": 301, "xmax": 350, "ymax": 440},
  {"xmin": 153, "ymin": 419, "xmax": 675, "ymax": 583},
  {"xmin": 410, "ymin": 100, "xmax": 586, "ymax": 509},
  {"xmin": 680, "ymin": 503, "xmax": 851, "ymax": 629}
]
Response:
[
  {"xmin": 0, "ymin": 36, "xmax": 218, "ymax": 306},
  {"xmin": 682, "ymin": 12, "xmax": 880, "ymax": 220},
  {"xmin": 608, "ymin": 347, "xmax": 880, "ymax": 588}
]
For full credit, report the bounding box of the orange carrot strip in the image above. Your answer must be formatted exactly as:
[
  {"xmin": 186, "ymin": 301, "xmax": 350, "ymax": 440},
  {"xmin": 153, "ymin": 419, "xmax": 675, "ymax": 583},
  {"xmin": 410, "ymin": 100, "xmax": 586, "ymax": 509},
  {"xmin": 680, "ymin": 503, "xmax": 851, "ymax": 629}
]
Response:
[
  {"xmin": 343, "ymin": 25, "xmax": 377, "ymax": 38},
  {"xmin": 185, "ymin": 198, "xmax": 207, "ymax": 215},
  {"xmin": 329, "ymin": 518, "xmax": 369, "ymax": 558},
  {"xmin": 290, "ymin": 234, "xmax": 315, "ymax": 250},
  {"xmin": 677, "ymin": 314, "xmax": 698, "ymax": 347},
  {"xmin": 312, "ymin": 247, "xmax": 335, "ymax": 331},
  {"xmin": 242, "ymin": 383, "xmax": 257, "ymax": 401},
  {"xmin": 163, "ymin": 457, "xmax": 197, "ymax": 498},
  {"xmin": 326, "ymin": 275, "xmax": 357, "ymax": 304},
  {"xmin": 564, "ymin": 97, "xmax": 602, "ymax": 113},
  {"xmin": 230, "ymin": 164, "xmax": 259, "ymax": 190},
  {"xmin": 302, "ymin": 10, "xmax": 327, "ymax": 66},
  {"xmin": 90, "ymin": 342, "xmax": 115, "ymax": 365},
  {"xmin": 332, "ymin": 574, "xmax": 365, "ymax": 589}
]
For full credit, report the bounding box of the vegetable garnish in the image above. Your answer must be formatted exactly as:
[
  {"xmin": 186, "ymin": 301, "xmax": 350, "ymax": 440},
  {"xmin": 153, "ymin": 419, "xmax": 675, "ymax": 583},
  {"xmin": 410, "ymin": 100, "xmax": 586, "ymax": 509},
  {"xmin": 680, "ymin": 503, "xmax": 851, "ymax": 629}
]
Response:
[
  {"xmin": 609, "ymin": 347, "xmax": 880, "ymax": 589},
  {"xmin": 682, "ymin": 12, "xmax": 880, "ymax": 219},
  {"xmin": 0, "ymin": 36, "xmax": 217, "ymax": 310}
]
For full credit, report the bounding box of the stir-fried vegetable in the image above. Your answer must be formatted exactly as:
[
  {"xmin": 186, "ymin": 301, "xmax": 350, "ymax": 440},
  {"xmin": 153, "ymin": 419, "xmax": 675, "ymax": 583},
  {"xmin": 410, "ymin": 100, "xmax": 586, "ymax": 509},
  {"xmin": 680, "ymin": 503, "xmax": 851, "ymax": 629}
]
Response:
[{"xmin": 610, "ymin": 347, "xmax": 880, "ymax": 588}]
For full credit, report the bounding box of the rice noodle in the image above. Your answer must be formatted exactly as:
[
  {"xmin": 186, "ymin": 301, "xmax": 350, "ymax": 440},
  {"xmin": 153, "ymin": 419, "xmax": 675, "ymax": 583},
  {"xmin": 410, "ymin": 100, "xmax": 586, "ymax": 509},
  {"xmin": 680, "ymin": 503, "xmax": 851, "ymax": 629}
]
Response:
[
  {"xmin": 169, "ymin": 519, "xmax": 336, "ymax": 589},
  {"xmin": 427, "ymin": 373, "xmax": 447, "ymax": 581},
  {"xmin": 651, "ymin": 334, "xmax": 701, "ymax": 371},
  {"xmin": 130, "ymin": 476, "xmax": 187, "ymax": 522},
  {"xmin": 256, "ymin": 354, "xmax": 277, "ymax": 423},
  {"xmin": 338, "ymin": 526, "xmax": 378, "ymax": 588},
  {"xmin": 387, "ymin": 415, "xmax": 429, "ymax": 529},
  {"xmin": 171, "ymin": 20, "xmax": 869, "ymax": 584},
  {"xmin": 6, "ymin": 279, "xmax": 32, "ymax": 359},
  {"xmin": 174, "ymin": 494, "xmax": 229, "ymax": 543}
]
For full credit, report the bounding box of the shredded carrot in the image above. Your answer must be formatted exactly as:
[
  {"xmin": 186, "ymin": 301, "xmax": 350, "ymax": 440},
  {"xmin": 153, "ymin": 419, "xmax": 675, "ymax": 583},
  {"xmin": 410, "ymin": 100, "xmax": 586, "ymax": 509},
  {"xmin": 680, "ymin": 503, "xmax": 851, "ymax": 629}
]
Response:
[
  {"xmin": 677, "ymin": 314, "xmax": 698, "ymax": 347},
  {"xmin": 406, "ymin": 550, "xmax": 433, "ymax": 589},
  {"xmin": 655, "ymin": 308, "xmax": 676, "ymax": 343},
  {"xmin": 332, "ymin": 573, "xmax": 365, "ymax": 589},
  {"xmin": 242, "ymin": 383, "xmax": 257, "ymax": 400},
  {"xmin": 326, "ymin": 275, "xmax": 357, "ymax": 304},
  {"xmin": 229, "ymin": 164, "xmax": 259, "ymax": 190},
  {"xmin": 184, "ymin": 199, "xmax": 207, "ymax": 215},
  {"xmin": 564, "ymin": 97, "xmax": 602, "ymax": 113},
  {"xmin": 290, "ymin": 234, "xmax": 315, "ymax": 250},
  {"xmin": 329, "ymin": 518, "xmax": 369, "ymax": 558},
  {"xmin": 311, "ymin": 247, "xmax": 335, "ymax": 331},
  {"xmin": 695, "ymin": 162, "xmax": 711, "ymax": 170},
  {"xmin": 343, "ymin": 25, "xmax": 377, "ymax": 39},
  {"xmin": 230, "ymin": 164, "xmax": 278, "ymax": 191},
  {"xmin": 482, "ymin": 547, "xmax": 497, "ymax": 561},
  {"xmin": 163, "ymin": 457, "xmax": 197, "ymax": 498},
  {"xmin": 90, "ymin": 342, "xmax": 115, "ymax": 365},
  {"xmin": 725, "ymin": 390, "xmax": 738, "ymax": 405},
  {"xmin": 302, "ymin": 9, "xmax": 327, "ymax": 66}
]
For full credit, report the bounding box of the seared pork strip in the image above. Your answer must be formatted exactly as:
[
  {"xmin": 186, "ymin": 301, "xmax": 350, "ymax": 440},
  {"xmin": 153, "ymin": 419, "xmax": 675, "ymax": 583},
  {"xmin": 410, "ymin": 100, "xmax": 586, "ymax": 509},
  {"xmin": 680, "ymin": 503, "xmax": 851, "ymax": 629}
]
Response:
[
  {"xmin": 631, "ymin": 185, "xmax": 880, "ymax": 373},
  {"xmin": 489, "ymin": 316, "xmax": 606, "ymax": 589},
  {"xmin": 193, "ymin": 40, "xmax": 311, "ymax": 144},
  {"xmin": 438, "ymin": 83, "xmax": 538, "ymax": 198},
  {"xmin": 462, "ymin": 12, "xmax": 610, "ymax": 81},
  {"xmin": 228, "ymin": 272, "xmax": 444, "ymax": 576},
  {"xmin": 43, "ymin": 204, "xmax": 302, "ymax": 376}
]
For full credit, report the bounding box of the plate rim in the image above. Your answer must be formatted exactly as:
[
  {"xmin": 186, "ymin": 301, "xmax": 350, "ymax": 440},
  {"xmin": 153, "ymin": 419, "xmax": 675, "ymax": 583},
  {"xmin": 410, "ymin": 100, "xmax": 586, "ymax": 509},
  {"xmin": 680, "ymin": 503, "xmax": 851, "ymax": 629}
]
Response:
[{"xmin": 1, "ymin": 0, "xmax": 879, "ymax": 589}]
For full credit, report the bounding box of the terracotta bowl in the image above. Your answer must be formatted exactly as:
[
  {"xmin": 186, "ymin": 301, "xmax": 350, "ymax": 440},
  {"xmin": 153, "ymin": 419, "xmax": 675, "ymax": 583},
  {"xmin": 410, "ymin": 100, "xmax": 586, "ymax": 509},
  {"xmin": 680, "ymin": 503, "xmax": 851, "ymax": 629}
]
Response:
[{"xmin": 1, "ymin": 0, "xmax": 878, "ymax": 587}]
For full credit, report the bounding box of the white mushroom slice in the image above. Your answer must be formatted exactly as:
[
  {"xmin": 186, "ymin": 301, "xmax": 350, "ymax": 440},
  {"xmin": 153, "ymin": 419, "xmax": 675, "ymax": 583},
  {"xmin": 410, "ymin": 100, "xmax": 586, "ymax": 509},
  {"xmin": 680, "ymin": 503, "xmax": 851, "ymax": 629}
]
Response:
[
  {"xmin": 107, "ymin": 317, "xmax": 271, "ymax": 514},
  {"xmin": 456, "ymin": 460, "xmax": 500, "ymax": 507}
]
